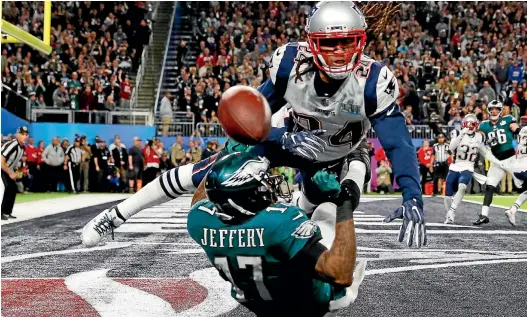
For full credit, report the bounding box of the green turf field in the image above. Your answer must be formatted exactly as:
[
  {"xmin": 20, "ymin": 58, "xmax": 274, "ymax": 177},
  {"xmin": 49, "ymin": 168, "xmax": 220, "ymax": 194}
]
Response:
[
  {"xmin": 15, "ymin": 192, "xmax": 71, "ymax": 203},
  {"xmin": 463, "ymin": 195, "xmax": 523, "ymax": 208}
]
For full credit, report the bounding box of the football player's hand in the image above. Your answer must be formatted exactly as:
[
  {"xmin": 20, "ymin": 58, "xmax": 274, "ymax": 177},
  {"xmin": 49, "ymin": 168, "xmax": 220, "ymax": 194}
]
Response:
[
  {"xmin": 280, "ymin": 129, "xmax": 327, "ymax": 160},
  {"xmin": 312, "ymin": 170, "xmax": 340, "ymax": 198},
  {"xmin": 384, "ymin": 198, "xmax": 427, "ymax": 248}
]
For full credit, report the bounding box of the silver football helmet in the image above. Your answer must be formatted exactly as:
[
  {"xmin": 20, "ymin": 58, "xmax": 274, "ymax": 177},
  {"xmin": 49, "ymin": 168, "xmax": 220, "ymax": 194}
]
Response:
[
  {"xmin": 306, "ymin": 1, "xmax": 368, "ymax": 80},
  {"xmin": 487, "ymin": 100, "xmax": 503, "ymax": 121},
  {"xmin": 462, "ymin": 114, "xmax": 479, "ymax": 134}
]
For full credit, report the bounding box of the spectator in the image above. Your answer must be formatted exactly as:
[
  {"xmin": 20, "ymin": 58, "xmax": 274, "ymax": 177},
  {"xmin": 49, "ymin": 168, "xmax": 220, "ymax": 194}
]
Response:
[
  {"xmin": 128, "ymin": 137, "xmax": 144, "ymax": 193},
  {"xmin": 120, "ymin": 77, "xmax": 133, "ymax": 109},
  {"xmin": 41, "ymin": 137, "xmax": 64, "ymax": 192},
  {"xmin": 94, "ymin": 139, "xmax": 112, "ymax": 192},
  {"xmin": 171, "ymin": 136, "xmax": 185, "ymax": 166},
  {"xmin": 187, "ymin": 140, "xmax": 202, "ymax": 163},
  {"xmin": 417, "ymin": 140, "xmax": 434, "ymax": 194},
  {"xmin": 376, "ymin": 160, "xmax": 394, "ymax": 194},
  {"xmin": 508, "ymin": 59, "xmax": 524, "ymax": 83},
  {"xmin": 111, "ymin": 135, "xmax": 128, "ymax": 187},
  {"xmin": 52, "ymin": 84, "xmax": 69, "ymax": 108},
  {"xmin": 201, "ymin": 141, "xmax": 217, "ymax": 160},
  {"xmin": 159, "ymin": 151, "xmax": 174, "ymax": 174},
  {"xmin": 159, "ymin": 92, "xmax": 173, "ymax": 136},
  {"xmin": 478, "ymin": 81, "xmax": 496, "ymax": 104}
]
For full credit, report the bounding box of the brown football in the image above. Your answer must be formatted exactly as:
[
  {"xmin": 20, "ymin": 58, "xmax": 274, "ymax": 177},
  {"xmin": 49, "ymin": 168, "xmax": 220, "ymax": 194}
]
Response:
[{"xmin": 218, "ymin": 85, "xmax": 272, "ymax": 145}]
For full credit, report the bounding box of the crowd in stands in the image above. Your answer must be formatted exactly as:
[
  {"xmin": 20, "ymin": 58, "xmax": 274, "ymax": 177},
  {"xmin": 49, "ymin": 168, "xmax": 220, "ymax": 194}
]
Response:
[
  {"xmin": 1, "ymin": 1, "xmax": 152, "ymax": 121},
  {"xmin": 162, "ymin": 1, "xmax": 526, "ymax": 136},
  {"xmin": 0, "ymin": 131, "xmax": 222, "ymax": 194}
]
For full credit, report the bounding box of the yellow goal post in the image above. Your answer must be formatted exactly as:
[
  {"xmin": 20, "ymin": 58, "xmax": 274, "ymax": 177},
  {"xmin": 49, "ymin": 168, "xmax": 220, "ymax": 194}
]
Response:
[{"xmin": 0, "ymin": 1, "xmax": 52, "ymax": 54}]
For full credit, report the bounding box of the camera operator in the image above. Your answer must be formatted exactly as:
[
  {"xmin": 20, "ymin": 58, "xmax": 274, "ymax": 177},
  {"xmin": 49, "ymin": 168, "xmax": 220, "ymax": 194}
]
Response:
[{"xmin": 418, "ymin": 62, "xmax": 438, "ymax": 90}]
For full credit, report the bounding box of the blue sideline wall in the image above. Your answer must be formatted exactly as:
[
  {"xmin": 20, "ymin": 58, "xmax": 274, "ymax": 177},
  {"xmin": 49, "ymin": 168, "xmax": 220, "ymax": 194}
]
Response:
[{"xmin": 1, "ymin": 109, "xmax": 155, "ymax": 144}]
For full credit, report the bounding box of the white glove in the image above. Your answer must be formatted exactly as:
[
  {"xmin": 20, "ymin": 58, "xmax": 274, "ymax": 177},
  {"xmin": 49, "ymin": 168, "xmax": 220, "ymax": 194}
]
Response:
[{"xmin": 461, "ymin": 128, "xmax": 470, "ymax": 135}]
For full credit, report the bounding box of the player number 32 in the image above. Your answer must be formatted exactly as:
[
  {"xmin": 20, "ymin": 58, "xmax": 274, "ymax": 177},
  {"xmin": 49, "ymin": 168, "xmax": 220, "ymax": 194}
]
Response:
[{"xmin": 214, "ymin": 256, "xmax": 273, "ymax": 302}]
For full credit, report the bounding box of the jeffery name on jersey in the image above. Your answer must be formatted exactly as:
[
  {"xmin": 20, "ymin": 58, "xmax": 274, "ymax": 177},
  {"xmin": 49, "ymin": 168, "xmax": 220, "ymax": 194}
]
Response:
[
  {"xmin": 479, "ymin": 115, "xmax": 516, "ymax": 159},
  {"xmin": 187, "ymin": 200, "xmax": 346, "ymax": 312},
  {"xmin": 262, "ymin": 42, "xmax": 400, "ymax": 162},
  {"xmin": 450, "ymin": 132, "xmax": 486, "ymax": 173}
]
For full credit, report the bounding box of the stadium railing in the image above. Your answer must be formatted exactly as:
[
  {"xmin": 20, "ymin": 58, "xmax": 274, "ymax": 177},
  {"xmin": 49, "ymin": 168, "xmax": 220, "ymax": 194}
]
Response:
[
  {"xmin": 196, "ymin": 123, "xmax": 457, "ymax": 140},
  {"xmin": 31, "ymin": 109, "xmax": 153, "ymax": 125},
  {"xmin": 1, "ymin": 83, "xmax": 30, "ymax": 120},
  {"xmin": 153, "ymin": 1, "xmax": 177, "ymax": 112},
  {"xmin": 196, "ymin": 122, "xmax": 225, "ymax": 137},
  {"xmin": 155, "ymin": 111, "xmax": 195, "ymax": 136}
]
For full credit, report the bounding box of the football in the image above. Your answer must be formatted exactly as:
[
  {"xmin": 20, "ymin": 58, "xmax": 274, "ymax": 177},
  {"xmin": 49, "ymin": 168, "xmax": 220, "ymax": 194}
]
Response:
[{"xmin": 218, "ymin": 85, "xmax": 272, "ymax": 145}]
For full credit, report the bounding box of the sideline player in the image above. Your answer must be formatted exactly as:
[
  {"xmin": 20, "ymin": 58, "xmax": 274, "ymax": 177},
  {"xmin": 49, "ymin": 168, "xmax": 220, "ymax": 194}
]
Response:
[
  {"xmin": 444, "ymin": 115, "xmax": 503, "ymax": 224},
  {"xmin": 187, "ymin": 151, "xmax": 366, "ymax": 316},
  {"xmin": 504, "ymin": 126, "xmax": 527, "ymax": 225},
  {"xmin": 474, "ymin": 100, "xmax": 520, "ymax": 225}
]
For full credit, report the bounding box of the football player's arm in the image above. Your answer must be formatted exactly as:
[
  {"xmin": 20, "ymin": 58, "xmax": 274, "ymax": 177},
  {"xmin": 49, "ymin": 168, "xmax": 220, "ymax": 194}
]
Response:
[
  {"xmin": 449, "ymin": 134, "xmax": 463, "ymax": 152},
  {"xmin": 286, "ymin": 208, "xmax": 357, "ymax": 287},
  {"xmin": 367, "ymin": 64, "xmax": 422, "ymax": 204},
  {"xmin": 258, "ymin": 44, "xmax": 295, "ymax": 142},
  {"xmin": 478, "ymin": 142, "xmax": 502, "ymax": 166},
  {"xmin": 510, "ymin": 122, "xmax": 520, "ymax": 135},
  {"xmin": 191, "ymin": 178, "xmax": 207, "ymax": 206}
]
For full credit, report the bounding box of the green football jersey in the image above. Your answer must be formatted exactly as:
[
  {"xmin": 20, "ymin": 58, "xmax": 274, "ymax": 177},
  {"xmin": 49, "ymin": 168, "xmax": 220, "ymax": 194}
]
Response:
[
  {"xmin": 221, "ymin": 139, "xmax": 254, "ymax": 155},
  {"xmin": 478, "ymin": 115, "xmax": 516, "ymax": 159},
  {"xmin": 187, "ymin": 200, "xmax": 346, "ymax": 315}
]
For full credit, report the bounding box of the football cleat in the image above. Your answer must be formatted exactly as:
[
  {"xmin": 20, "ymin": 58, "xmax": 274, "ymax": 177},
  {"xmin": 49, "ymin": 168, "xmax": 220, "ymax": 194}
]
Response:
[
  {"xmin": 81, "ymin": 206, "xmax": 125, "ymax": 247},
  {"xmin": 505, "ymin": 208, "xmax": 516, "ymax": 226},
  {"xmin": 472, "ymin": 214, "xmax": 490, "ymax": 226}
]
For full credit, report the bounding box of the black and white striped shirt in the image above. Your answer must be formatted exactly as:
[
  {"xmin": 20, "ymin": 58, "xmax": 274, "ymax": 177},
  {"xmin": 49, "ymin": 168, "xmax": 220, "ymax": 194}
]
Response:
[
  {"xmin": 65, "ymin": 145, "xmax": 82, "ymax": 164},
  {"xmin": 1, "ymin": 139, "xmax": 24, "ymax": 170},
  {"xmin": 433, "ymin": 143, "xmax": 450, "ymax": 163}
]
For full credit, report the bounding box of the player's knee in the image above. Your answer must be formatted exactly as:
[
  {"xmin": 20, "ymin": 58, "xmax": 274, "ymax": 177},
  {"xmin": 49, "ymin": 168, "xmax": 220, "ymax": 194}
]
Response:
[
  {"xmin": 458, "ymin": 183, "xmax": 467, "ymax": 192},
  {"xmin": 485, "ymin": 185, "xmax": 496, "ymax": 194},
  {"xmin": 336, "ymin": 179, "xmax": 361, "ymax": 212}
]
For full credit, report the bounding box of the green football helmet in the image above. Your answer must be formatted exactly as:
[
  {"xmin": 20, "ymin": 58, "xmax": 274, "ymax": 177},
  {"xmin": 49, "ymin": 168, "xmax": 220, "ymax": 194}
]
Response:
[{"xmin": 205, "ymin": 152, "xmax": 285, "ymax": 219}]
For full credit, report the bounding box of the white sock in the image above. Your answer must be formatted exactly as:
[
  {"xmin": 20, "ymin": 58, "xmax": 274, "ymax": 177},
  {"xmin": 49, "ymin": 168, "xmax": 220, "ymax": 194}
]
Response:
[
  {"xmin": 444, "ymin": 196, "xmax": 453, "ymax": 213},
  {"xmin": 511, "ymin": 191, "xmax": 527, "ymax": 212},
  {"xmin": 450, "ymin": 184, "xmax": 466, "ymax": 212},
  {"xmin": 481, "ymin": 205, "xmax": 490, "ymax": 217},
  {"xmin": 298, "ymin": 191, "xmax": 318, "ymax": 215},
  {"xmin": 343, "ymin": 161, "xmax": 366, "ymax": 194},
  {"xmin": 311, "ymin": 202, "xmax": 337, "ymax": 249},
  {"xmin": 116, "ymin": 164, "xmax": 195, "ymax": 220}
]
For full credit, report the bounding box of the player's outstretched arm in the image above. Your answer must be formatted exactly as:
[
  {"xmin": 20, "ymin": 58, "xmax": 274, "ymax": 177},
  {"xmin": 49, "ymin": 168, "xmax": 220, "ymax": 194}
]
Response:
[
  {"xmin": 371, "ymin": 104, "xmax": 426, "ymax": 248},
  {"xmin": 314, "ymin": 216, "xmax": 357, "ymax": 287},
  {"xmin": 449, "ymin": 129, "xmax": 466, "ymax": 152},
  {"xmin": 478, "ymin": 143, "xmax": 503, "ymax": 167}
]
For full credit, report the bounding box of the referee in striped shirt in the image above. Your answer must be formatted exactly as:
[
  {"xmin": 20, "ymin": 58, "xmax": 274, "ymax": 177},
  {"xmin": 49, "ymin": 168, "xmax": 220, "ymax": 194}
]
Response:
[
  {"xmin": 1, "ymin": 126, "xmax": 29, "ymax": 220},
  {"xmin": 432, "ymin": 134, "xmax": 451, "ymax": 195},
  {"xmin": 64, "ymin": 138, "xmax": 82, "ymax": 193}
]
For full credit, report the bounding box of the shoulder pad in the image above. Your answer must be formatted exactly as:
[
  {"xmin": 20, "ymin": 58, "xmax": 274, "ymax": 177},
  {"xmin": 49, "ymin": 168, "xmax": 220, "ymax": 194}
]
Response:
[{"xmin": 269, "ymin": 43, "xmax": 301, "ymax": 84}]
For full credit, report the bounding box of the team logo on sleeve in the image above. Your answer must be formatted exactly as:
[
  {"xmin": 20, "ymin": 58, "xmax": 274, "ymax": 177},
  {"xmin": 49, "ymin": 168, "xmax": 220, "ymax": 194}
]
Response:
[
  {"xmin": 384, "ymin": 77, "xmax": 396, "ymax": 98},
  {"xmin": 291, "ymin": 220, "xmax": 318, "ymax": 238}
]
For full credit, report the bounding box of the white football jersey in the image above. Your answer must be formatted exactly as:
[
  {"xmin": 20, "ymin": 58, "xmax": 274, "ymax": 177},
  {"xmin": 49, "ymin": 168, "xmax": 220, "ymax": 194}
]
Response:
[
  {"xmin": 449, "ymin": 132, "xmax": 486, "ymax": 172},
  {"xmin": 269, "ymin": 42, "xmax": 398, "ymax": 162},
  {"xmin": 512, "ymin": 126, "xmax": 527, "ymax": 173}
]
